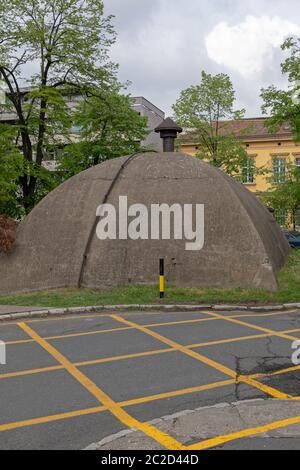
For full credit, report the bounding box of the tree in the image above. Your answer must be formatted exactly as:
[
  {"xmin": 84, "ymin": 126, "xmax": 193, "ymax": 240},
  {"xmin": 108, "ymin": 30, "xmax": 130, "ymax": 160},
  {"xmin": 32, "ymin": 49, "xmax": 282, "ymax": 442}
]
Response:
[
  {"xmin": 0, "ymin": 0, "xmax": 117, "ymax": 211},
  {"xmin": 261, "ymin": 37, "xmax": 300, "ymax": 141},
  {"xmin": 263, "ymin": 164, "xmax": 300, "ymax": 230},
  {"xmin": 57, "ymin": 90, "xmax": 149, "ymax": 178},
  {"xmin": 172, "ymin": 71, "xmax": 248, "ymax": 175},
  {"xmin": 0, "ymin": 124, "xmax": 23, "ymax": 218}
]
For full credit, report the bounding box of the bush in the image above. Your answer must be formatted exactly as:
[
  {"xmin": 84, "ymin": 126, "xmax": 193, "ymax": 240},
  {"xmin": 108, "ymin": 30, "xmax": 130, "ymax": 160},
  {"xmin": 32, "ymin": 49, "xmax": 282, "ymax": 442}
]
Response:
[{"xmin": 0, "ymin": 215, "xmax": 17, "ymax": 253}]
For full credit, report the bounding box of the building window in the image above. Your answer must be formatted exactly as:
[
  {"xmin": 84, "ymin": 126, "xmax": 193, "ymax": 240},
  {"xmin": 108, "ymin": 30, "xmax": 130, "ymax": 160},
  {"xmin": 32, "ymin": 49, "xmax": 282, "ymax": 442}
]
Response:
[
  {"xmin": 295, "ymin": 157, "xmax": 300, "ymax": 167},
  {"xmin": 275, "ymin": 209, "xmax": 288, "ymax": 227},
  {"xmin": 272, "ymin": 157, "xmax": 286, "ymax": 183},
  {"xmin": 241, "ymin": 157, "xmax": 255, "ymax": 184}
]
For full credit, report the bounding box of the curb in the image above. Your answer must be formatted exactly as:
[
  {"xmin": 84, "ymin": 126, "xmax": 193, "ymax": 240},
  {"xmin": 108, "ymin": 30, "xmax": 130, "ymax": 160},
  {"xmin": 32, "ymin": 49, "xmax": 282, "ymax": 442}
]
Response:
[
  {"xmin": 84, "ymin": 398, "xmax": 300, "ymax": 450},
  {"xmin": 0, "ymin": 302, "xmax": 299, "ymax": 321}
]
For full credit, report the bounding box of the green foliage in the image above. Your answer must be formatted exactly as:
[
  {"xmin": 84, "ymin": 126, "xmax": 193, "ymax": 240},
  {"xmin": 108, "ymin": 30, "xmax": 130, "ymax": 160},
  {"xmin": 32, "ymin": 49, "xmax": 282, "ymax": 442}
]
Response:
[
  {"xmin": 263, "ymin": 164, "xmax": 300, "ymax": 230},
  {"xmin": 261, "ymin": 37, "xmax": 300, "ymax": 141},
  {"xmin": 172, "ymin": 71, "xmax": 248, "ymax": 175},
  {"xmin": 0, "ymin": 124, "xmax": 23, "ymax": 217},
  {"xmin": 261, "ymin": 37, "xmax": 300, "ymax": 225},
  {"xmin": 0, "ymin": 0, "xmax": 118, "ymax": 212},
  {"xmin": 1, "ymin": 250, "xmax": 300, "ymax": 306},
  {"xmin": 57, "ymin": 91, "xmax": 149, "ymax": 177}
]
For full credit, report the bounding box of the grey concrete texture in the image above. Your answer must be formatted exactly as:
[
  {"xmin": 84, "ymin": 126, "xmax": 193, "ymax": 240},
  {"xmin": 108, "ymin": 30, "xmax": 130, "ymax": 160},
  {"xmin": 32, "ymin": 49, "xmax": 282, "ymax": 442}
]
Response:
[
  {"xmin": 0, "ymin": 306, "xmax": 43, "ymax": 314},
  {"xmin": 0, "ymin": 152, "xmax": 289, "ymax": 295},
  {"xmin": 87, "ymin": 399, "xmax": 300, "ymax": 450},
  {"xmin": 1, "ymin": 303, "xmax": 300, "ymax": 322}
]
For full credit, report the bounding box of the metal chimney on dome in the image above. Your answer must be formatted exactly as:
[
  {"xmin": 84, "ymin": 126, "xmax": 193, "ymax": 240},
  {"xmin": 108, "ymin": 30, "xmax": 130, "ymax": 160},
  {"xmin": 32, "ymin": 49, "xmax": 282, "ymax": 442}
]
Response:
[{"xmin": 155, "ymin": 117, "xmax": 182, "ymax": 152}]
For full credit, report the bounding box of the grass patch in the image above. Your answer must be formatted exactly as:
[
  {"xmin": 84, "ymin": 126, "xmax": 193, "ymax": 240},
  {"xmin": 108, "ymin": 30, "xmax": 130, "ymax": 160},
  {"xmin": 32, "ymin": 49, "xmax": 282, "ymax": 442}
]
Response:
[{"xmin": 1, "ymin": 250, "xmax": 300, "ymax": 308}]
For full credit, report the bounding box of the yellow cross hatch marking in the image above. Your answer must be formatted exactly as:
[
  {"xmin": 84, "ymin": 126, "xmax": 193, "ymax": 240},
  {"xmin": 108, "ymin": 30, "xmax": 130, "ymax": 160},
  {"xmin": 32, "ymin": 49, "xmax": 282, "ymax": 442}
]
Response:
[
  {"xmin": 111, "ymin": 315, "xmax": 292, "ymax": 399},
  {"xmin": 0, "ymin": 307, "xmax": 296, "ymax": 328},
  {"xmin": 0, "ymin": 379, "xmax": 235, "ymax": 433},
  {"xmin": 4, "ymin": 325, "xmax": 300, "ymax": 381},
  {"xmin": 4, "ymin": 316, "xmax": 219, "ymax": 345},
  {"xmin": 202, "ymin": 310, "xmax": 300, "ymax": 343},
  {"xmin": 0, "ymin": 308, "xmax": 297, "ymax": 449},
  {"xmin": 187, "ymin": 414, "xmax": 300, "ymax": 450},
  {"xmin": 17, "ymin": 322, "xmax": 184, "ymax": 450}
]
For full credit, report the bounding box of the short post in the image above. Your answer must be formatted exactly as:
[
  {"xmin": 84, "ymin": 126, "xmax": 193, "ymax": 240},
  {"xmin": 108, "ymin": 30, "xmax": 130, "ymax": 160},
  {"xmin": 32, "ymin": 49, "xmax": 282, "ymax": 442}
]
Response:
[{"xmin": 159, "ymin": 258, "xmax": 165, "ymax": 299}]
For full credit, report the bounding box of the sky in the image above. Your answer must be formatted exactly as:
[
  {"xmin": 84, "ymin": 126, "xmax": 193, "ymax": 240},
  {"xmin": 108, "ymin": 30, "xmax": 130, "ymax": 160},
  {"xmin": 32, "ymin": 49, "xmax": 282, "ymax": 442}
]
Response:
[{"xmin": 104, "ymin": 0, "xmax": 300, "ymax": 118}]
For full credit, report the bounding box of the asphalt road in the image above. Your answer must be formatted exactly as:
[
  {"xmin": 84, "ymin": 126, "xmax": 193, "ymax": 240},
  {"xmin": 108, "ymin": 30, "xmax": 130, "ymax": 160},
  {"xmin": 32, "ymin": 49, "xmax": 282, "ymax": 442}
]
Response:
[{"xmin": 0, "ymin": 308, "xmax": 300, "ymax": 450}]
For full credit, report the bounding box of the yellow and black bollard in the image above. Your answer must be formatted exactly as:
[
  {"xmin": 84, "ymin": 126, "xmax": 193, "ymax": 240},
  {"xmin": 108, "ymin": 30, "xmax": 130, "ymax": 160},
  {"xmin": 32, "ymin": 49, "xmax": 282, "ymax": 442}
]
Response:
[{"xmin": 159, "ymin": 258, "xmax": 165, "ymax": 299}]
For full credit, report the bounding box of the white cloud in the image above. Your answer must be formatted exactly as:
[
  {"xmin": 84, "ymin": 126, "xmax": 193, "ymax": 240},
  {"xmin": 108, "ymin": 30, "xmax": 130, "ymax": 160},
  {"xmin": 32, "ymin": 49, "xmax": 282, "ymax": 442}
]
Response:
[{"xmin": 205, "ymin": 15, "xmax": 300, "ymax": 77}]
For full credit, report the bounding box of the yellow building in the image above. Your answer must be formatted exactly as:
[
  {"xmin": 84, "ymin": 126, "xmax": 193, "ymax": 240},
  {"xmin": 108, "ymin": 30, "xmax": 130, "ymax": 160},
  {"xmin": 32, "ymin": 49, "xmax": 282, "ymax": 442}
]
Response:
[{"xmin": 179, "ymin": 117, "xmax": 300, "ymax": 227}]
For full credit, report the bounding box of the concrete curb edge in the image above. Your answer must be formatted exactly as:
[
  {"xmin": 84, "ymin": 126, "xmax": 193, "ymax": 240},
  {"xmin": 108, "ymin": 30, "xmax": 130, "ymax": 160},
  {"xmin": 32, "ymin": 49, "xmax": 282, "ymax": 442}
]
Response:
[
  {"xmin": 0, "ymin": 302, "xmax": 300, "ymax": 321},
  {"xmin": 83, "ymin": 398, "xmax": 285, "ymax": 450}
]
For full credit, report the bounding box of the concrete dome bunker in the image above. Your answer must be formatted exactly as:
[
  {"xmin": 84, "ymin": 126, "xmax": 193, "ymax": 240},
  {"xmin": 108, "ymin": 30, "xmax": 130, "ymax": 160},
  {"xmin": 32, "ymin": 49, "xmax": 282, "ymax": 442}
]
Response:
[{"xmin": 0, "ymin": 119, "xmax": 289, "ymax": 295}]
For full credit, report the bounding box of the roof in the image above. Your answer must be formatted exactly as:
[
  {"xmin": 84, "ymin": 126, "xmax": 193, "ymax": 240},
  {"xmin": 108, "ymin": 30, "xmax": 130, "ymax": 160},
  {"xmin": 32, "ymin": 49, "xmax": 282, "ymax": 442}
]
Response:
[
  {"xmin": 131, "ymin": 96, "xmax": 165, "ymax": 118},
  {"xmin": 179, "ymin": 117, "xmax": 293, "ymax": 144},
  {"xmin": 155, "ymin": 117, "xmax": 183, "ymax": 133}
]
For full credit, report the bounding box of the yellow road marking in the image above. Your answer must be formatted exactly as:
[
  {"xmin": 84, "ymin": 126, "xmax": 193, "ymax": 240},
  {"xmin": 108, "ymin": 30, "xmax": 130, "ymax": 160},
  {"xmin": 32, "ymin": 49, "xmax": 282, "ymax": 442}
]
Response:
[
  {"xmin": 0, "ymin": 378, "xmax": 235, "ymax": 433},
  {"xmin": 3, "ymin": 308, "xmax": 298, "ymax": 344},
  {"xmin": 188, "ymin": 413, "xmax": 300, "ymax": 450},
  {"xmin": 0, "ymin": 406, "xmax": 106, "ymax": 432},
  {"xmin": 1, "ymin": 366, "xmax": 299, "ymax": 436},
  {"xmin": 5, "ymin": 326, "xmax": 132, "ymax": 345},
  {"xmin": 251, "ymin": 363, "xmax": 300, "ymax": 380},
  {"xmin": 2, "ymin": 325, "xmax": 300, "ymax": 382},
  {"xmin": 110, "ymin": 316, "xmax": 249, "ymax": 378},
  {"xmin": 0, "ymin": 365, "xmax": 65, "ymax": 380},
  {"xmin": 121, "ymin": 379, "xmax": 235, "ymax": 407},
  {"xmin": 203, "ymin": 310, "xmax": 300, "ymax": 343},
  {"xmin": 2, "ymin": 368, "xmax": 299, "ymax": 448},
  {"xmin": 111, "ymin": 315, "xmax": 291, "ymax": 399},
  {"xmin": 0, "ymin": 349, "xmax": 175, "ymax": 380},
  {"xmin": 17, "ymin": 322, "xmax": 184, "ymax": 450},
  {"xmin": 0, "ymin": 308, "xmax": 296, "ymax": 449},
  {"xmin": 5, "ymin": 338, "xmax": 34, "ymax": 345},
  {"xmin": 4, "ymin": 316, "xmax": 218, "ymax": 345},
  {"xmin": 1, "ymin": 309, "xmax": 299, "ymax": 438},
  {"xmin": 0, "ymin": 310, "xmax": 300, "ymax": 345},
  {"xmin": 229, "ymin": 309, "xmax": 297, "ymax": 319},
  {"xmin": 0, "ymin": 307, "xmax": 296, "ymax": 329},
  {"xmin": 188, "ymin": 332, "xmax": 269, "ymax": 348}
]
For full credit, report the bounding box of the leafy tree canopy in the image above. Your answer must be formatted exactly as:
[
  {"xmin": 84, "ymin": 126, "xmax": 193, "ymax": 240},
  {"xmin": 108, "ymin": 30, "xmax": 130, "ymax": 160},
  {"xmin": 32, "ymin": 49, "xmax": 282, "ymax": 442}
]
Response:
[
  {"xmin": 172, "ymin": 71, "xmax": 248, "ymax": 175},
  {"xmin": 261, "ymin": 37, "xmax": 300, "ymax": 141},
  {"xmin": 263, "ymin": 164, "xmax": 300, "ymax": 230},
  {"xmin": 0, "ymin": 0, "xmax": 120, "ymax": 212},
  {"xmin": 57, "ymin": 90, "xmax": 149, "ymax": 178}
]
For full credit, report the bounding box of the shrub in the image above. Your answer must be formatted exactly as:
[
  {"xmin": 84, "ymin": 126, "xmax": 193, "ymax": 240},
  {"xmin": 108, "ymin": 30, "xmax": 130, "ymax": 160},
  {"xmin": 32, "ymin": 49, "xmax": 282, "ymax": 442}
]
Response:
[{"xmin": 0, "ymin": 215, "xmax": 17, "ymax": 253}]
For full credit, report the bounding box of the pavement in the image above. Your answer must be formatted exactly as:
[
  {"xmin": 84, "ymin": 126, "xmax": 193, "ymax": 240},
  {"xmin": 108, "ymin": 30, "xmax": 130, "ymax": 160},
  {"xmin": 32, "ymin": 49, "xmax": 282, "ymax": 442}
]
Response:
[
  {"xmin": 0, "ymin": 308, "xmax": 300, "ymax": 450},
  {"xmin": 0, "ymin": 305, "xmax": 44, "ymax": 315},
  {"xmin": 87, "ymin": 399, "xmax": 300, "ymax": 450}
]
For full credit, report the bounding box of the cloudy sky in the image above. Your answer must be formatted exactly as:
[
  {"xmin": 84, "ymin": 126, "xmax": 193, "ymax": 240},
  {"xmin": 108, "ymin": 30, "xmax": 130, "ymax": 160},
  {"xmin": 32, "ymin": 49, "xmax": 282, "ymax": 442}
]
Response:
[{"xmin": 104, "ymin": 0, "xmax": 300, "ymax": 118}]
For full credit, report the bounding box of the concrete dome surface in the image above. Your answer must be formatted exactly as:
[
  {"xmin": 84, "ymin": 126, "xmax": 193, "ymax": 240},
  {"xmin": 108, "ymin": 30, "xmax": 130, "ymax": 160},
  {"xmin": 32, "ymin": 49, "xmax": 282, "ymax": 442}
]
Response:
[{"xmin": 0, "ymin": 152, "xmax": 289, "ymax": 294}]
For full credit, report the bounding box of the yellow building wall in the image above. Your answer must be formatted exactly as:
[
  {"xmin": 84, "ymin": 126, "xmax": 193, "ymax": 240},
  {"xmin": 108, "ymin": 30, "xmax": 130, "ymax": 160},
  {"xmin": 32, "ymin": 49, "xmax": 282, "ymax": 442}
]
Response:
[{"xmin": 180, "ymin": 138, "xmax": 300, "ymax": 195}]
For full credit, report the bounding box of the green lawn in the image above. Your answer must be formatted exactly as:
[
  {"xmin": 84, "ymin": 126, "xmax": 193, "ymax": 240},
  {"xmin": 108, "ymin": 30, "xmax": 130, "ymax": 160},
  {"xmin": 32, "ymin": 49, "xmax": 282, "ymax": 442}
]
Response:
[{"xmin": 0, "ymin": 250, "xmax": 299, "ymax": 308}]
